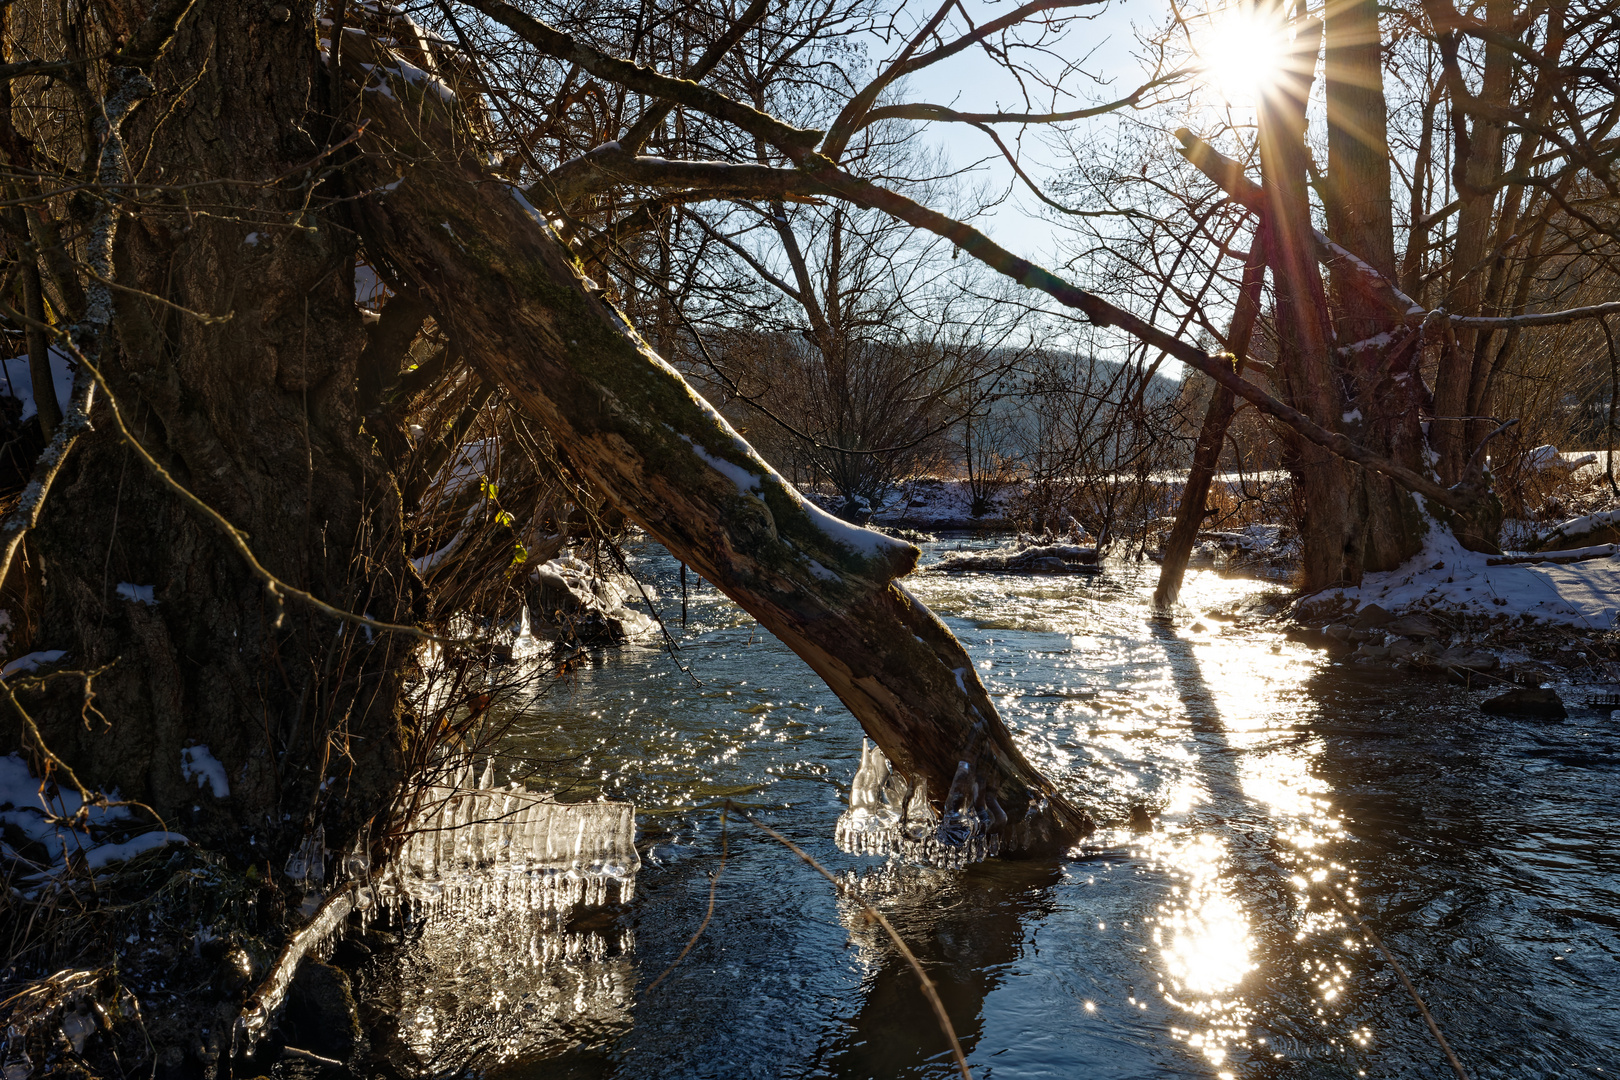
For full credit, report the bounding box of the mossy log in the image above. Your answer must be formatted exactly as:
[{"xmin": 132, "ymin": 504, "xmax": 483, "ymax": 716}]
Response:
[{"xmin": 340, "ymin": 36, "xmax": 1090, "ymax": 853}]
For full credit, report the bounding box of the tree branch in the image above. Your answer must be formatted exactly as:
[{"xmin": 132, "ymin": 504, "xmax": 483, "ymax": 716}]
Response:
[
  {"xmin": 786, "ymin": 152, "xmax": 1477, "ymax": 512},
  {"xmin": 619, "ymin": 0, "xmax": 771, "ymax": 153},
  {"xmin": 860, "ymin": 74, "xmax": 1183, "ymax": 129},
  {"xmin": 462, "ymin": 0, "xmax": 823, "ymax": 155}
]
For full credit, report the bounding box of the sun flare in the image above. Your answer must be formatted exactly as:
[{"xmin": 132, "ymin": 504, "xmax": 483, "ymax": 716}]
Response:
[{"xmin": 1194, "ymin": 5, "xmax": 1288, "ymax": 104}]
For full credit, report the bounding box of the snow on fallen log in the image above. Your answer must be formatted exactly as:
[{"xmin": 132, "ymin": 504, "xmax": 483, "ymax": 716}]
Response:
[
  {"xmin": 931, "ymin": 543, "xmax": 1100, "ymax": 574},
  {"xmin": 1305, "ymin": 513, "xmax": 1620, "ymax": 628},
  {"xmin": 1520, "ymin": 444, "xmax": 1598, "ymax": 473},
  {"xmin": 1488, "ymin": 544, "xmax": 1618, "ymax": 566},
  {"xmin": 1531, "ymin": 508, "xmax": 1620, "ymax": 552}
]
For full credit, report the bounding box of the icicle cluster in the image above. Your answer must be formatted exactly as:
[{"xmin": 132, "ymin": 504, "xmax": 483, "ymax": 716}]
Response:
[
  {"xmin": 834, "ymin": 740, "xmax": 1004, "ymax": 867},
  {"xmin": 379, "ymin": 759, "xmax": 639, "ymax": 922},
  {"xmin": 373, "ymin": 900, "xmax": 636, "ymax": 1073},
  {"xmin": 235, "ymin": 759, "xmax": 638, "ymax": 1056}
]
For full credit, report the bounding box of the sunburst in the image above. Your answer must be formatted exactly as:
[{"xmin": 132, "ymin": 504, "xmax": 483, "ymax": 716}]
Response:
[{"xmin": 1193, "ymin": 4, "xmax": 1289, "ymax": 105}]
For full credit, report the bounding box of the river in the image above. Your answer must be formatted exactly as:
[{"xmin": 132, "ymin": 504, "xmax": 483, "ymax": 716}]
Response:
[{"xmin": 364, "ymin": 538, "xmax": 1620, "ymax": 1079}]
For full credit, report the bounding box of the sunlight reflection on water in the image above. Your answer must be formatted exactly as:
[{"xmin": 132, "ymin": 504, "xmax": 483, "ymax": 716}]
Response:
[
  {"xmin": 903, "ymin": 554, "xmax": 1372, "ymax": 1076},
  {"xmin": 372, "ymin": 540, "xmax": 1620, "ymax": 1080}
]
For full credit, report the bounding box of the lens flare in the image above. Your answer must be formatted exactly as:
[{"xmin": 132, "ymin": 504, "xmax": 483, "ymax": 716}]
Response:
[{"xmin": 1195, "ymin": 5, "xmax": 1288, "ymax": 104}]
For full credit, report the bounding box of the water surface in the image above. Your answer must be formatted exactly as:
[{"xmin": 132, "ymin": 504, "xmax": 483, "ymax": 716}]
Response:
[{"xmin": 377, "ymin": 540, "xmax": 1620, "ymax": 1079}]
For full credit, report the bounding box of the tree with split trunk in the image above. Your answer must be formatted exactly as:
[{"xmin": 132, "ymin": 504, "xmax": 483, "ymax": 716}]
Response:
[
  {"xmin": 1126, "ymin": 0, "xmax": 1620, "ymax": 604},
  {"xmin": 1, "ymin": 0, "xmax": 1121, "ymax": 871}
]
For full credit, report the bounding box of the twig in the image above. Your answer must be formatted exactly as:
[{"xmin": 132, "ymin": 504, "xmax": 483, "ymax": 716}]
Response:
[
  {"xmin": 1319, "ymin": 878, "xmax": 1471, "ymax": 1080},
  {"xmin": 63, "ymin": 340, "xmax": 445, "ymax": 642},
  {"xmin": 602, "ymin": 533, "xmax": 701, "ymax": 687},
  {"xmin": 644, "ymin": 804, "xmax": 727, "ymax": 994},
  {"xmin": 2, "ymin": 681, "xmax": 94, "ymax": 805},
  {"xmin": 728, "ymin": 802, "xmax": 973, "ymax": 1080}
]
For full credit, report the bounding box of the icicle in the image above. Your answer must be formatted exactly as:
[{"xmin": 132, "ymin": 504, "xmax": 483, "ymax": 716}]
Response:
[{"xmin": 834, "ymin": 744, "xmax": 1002, "ymax": 867}]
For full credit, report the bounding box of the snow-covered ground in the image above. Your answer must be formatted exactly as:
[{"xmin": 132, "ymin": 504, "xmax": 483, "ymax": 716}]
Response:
[
  {"xmin": 867, "ymin": 477, "xmax": 1013, "ymax": 529},
  {"xmin": 1309, "ymin": 516, "xmax": 1620, "ymax": 629},
  {"xmin": 0, "ymin": 754, "xmax": 188, "ymax": 885}
]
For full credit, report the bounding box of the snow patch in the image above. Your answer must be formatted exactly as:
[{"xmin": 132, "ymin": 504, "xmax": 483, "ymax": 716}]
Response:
[
  {"xmin": 1321, "ymin": 508, "xmax": 1620, "ymax": 628},
  {"xmin": 1340, "ymin": 331, "xmax": 1393, "ymax": 354},
  {"xmin": 681, "ymin": 434, "xmax": 766, "ymax": 496},
  {"xmin": 382, "ymin": 54, "xmax": 455, "ymax": 102},
  {"xmin": 181, "ymin": 745, "xmax": 231, "ymax": 799},
  {"xmin": 1, "ymin": 346, "xmax": 75, "ymax": 423},
  {"xmin": 0, "ymin": 753, "xmax": 165, "ymax": 872},
  {"xmin": 1522, "ymin": 444, "xmax": 1597, "ymax": 473},
  {"xmin": 508, "ymin": 184, "xmax": 548, "ymax": 229},
  {"xmin": 85, "ymin": 831, "xmax": 187, "ymax": 869},
  {"xmin": 1533, "ymin": 508, "xmax": 1620, "ymax": 550},
  {"xmin": 1, "ymin": 650, "xmax": 66, "ymax": 678}
]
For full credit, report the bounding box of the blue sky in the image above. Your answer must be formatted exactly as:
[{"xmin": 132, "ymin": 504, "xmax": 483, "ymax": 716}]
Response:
[{"xmin": 893, "ymin": 0, "xmax": 1154, "ymax": 267}]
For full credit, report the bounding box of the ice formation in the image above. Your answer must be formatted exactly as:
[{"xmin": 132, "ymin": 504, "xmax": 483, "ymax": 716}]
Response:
[
  {"xmin": 362, "ymin": 780, "xmax": 639, "ymax": 1074},
  {"xmin": 835, "ymin": 740, "xmax": 1003, "ymax": 868},
  {"xmin": 237, "ymin": 760, "xmax": 638, "ymax": 1058},
  {"xmin": 383, "ymin": 767, "xmax": 639, "ymax": 918},
  {"xmin": 365, "ymin": 895, "xmax": 635, "ymax": 1074}
]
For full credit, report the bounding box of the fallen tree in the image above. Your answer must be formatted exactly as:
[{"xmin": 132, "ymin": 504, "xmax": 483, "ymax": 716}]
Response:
[{"xmin": 338, "ymin": 28, "xmax": 1090, "ymax": 853}]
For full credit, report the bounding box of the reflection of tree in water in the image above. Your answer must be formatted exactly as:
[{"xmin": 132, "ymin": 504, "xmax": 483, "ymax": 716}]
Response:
[{"xmin": 827, "ymin": 859, "xmax": 1062, "ymax": 1078}]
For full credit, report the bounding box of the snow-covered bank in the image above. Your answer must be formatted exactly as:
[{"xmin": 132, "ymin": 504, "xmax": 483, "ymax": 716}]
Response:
[{"xmin": 1302, "ymin": 519, "xmax": 1620, "ymax": 630}]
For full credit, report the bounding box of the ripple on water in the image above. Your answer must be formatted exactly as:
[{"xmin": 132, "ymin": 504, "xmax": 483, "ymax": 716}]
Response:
[{"xmin": 375, "ymin": 541, "xmax": 1620, "ymax": 1080}]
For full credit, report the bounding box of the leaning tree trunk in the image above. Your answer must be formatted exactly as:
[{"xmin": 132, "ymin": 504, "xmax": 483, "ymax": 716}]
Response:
[
  {"xmin": 6, "ymin": 0, "xmax": 414, "ymax": 867},
  {"xmin": 1153, "ymin": 230, "xmax": 1267, "ymax": 611},
  {"xmin": 341, "ymin": 33, "xmax": 1090, "ymax": 853}
]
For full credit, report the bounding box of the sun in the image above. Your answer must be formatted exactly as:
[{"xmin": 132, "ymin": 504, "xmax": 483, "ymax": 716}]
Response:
[{"xmin": 1193, "ymin": 4, "xmax": 1288, "ymax": 105}]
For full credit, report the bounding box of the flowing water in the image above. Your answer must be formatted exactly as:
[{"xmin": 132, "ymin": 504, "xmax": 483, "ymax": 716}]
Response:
[{"xmin": 367, "ymin": 539, "xmax": 1620, "ymax": 1079}]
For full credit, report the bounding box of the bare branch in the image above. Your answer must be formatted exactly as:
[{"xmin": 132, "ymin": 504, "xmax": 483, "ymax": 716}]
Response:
[
  {"xmin": 462, "ymin": 0, "xmax": 823, "ymax": 155},
  {"xmin": 620, "ymin": 0, "xmax": 771, "ymax": 153}
]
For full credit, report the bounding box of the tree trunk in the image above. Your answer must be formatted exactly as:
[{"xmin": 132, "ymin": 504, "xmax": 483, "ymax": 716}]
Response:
[
  {"xmin": 342, "ymin": 34, "xmax": 1091, "ymax": 853},
  {"xmin": 11, "ymin": 0, "xmax": 413, "ymax": 868},
  {"xmin": 1259, "ymin": 20, "xmax": 1361, "ymax": 592},
  {"xmin": 1433, "ymin": 0, "xmax": 1512, "ymax": 482},
  {"xmin": 1323, "ymin": 0, "xmax": 1430, "ymax": 574},
  {"xmin": 1153, "ymin": 230, "xmax": 1267, "ymax": 611}
]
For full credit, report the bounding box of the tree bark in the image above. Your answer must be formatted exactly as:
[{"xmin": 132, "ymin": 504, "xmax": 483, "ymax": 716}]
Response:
[
  {"xmin": 12, "ymin": 0, "xmax": 413, "ymax": 867},
  {"xmin": 342, "ymin": 34, "xmax": 1090, "ymax": 853},
  {"xmin": 1324, "ymin": 0, "xmax": 1430, "ymax": 574},
  {"xmin": 1433, "ymin": 0, "xmax": 1512, "ymax": 482},
  {"xmin": 1259, "ymin": 18, "xmax": 1362, "ymax": 592}
]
